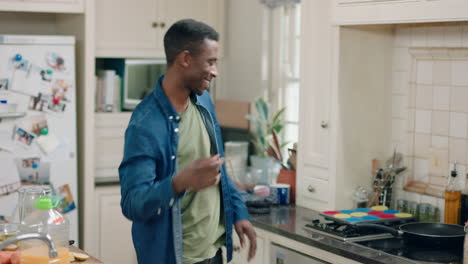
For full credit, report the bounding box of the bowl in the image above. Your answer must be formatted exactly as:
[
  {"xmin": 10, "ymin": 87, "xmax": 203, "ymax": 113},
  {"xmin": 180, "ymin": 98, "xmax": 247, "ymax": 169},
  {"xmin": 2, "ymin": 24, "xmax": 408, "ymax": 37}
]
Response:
[{"xmin": 230, "ymin": 167, "xmax": 263, "ymax": 191}]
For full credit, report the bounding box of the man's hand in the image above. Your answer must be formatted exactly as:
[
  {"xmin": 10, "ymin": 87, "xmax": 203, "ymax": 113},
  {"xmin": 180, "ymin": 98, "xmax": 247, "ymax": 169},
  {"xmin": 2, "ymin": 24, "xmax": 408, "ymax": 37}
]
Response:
[
  {"xmin": 172, "ymin": 154, "xmax": 224, "ymax": 193},
  {"xmin": 234, "ymin": 220, "xmax": 256, "ymax": 262}
]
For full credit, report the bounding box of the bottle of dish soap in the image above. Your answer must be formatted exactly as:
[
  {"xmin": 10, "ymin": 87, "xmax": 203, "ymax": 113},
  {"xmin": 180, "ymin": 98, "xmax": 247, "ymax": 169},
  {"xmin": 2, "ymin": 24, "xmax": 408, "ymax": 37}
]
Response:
[{"xmin": 444, "ymin": 162, "xmax": 462, "ymax": 225}]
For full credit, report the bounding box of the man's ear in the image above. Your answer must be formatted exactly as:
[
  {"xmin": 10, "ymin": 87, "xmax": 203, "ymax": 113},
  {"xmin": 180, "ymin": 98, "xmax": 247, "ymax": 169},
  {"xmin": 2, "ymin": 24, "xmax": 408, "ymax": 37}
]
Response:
[{"xmin": 176, "ymin": 51, "xmax": 191, "ymax": 68}]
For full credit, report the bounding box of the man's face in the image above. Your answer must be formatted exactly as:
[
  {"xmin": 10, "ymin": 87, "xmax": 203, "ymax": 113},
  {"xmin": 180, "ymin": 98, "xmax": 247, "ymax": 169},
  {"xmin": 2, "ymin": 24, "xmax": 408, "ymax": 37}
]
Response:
[{"xmin": 185, "ymin": 39, "xmax": 219, "ymax": 95}]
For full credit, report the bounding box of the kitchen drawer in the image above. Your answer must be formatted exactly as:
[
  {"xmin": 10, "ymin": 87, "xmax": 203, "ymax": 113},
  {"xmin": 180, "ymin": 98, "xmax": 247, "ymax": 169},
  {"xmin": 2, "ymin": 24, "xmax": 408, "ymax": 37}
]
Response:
[{"xmin": 299, "ymin": 176, "xmax": 329, "ymax": 203}]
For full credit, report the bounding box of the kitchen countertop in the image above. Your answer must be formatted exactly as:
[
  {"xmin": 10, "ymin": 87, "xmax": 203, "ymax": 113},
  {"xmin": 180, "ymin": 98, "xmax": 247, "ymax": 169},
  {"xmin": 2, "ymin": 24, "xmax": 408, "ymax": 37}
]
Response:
[
  {"xmin": 250, "ymin": 205, "xmax": 426, "ymax": 264},
  {"xmin": 70, "ymin": 245, "xmax": 103, "ymax": 264}
]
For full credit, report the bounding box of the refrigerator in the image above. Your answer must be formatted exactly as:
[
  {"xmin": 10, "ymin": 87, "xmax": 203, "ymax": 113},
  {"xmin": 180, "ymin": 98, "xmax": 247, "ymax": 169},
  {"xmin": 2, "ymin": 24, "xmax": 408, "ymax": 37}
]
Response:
[{"xmin": 0, "ymin": 35, "xmax": 78, "ymax": 243}]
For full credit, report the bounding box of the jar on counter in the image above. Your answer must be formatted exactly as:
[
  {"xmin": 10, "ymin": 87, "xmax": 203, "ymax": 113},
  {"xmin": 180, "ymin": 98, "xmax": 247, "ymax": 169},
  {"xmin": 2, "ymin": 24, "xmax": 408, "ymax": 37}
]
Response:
[
  {"xmin": 396, "ymin": 199, "xmax": 408, "ymax": 213},
  {"xmin": 407, "ymin": 201, "xmax": 418, "ymax": 220},
  {"xmin": 417, "ymin": 203, "xmax": 431, "ymax": 222},
  {"xmin": 428, "ymin": 205, "xmax": 440, "ymax": 222}
]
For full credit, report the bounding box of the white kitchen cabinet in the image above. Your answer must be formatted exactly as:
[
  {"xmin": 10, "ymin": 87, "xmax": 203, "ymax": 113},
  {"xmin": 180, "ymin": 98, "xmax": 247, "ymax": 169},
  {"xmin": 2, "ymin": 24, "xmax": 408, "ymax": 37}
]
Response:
[
  {"xmin": 0, "ymin": 0, "xmax": 84, "ymax": 13},
  {"xmin": 95, "ymin": 185, "xmax": 138, "ymax": 264},
  {"xmin": 297, "ymin": 1, "xmax": 393, "ymax": 211},
  {"xmin": 231, "ymin": 228, "xmax": 265, "ymax": 264},
  {"xmin": 296, "ymin": 0, "xmax": 335, "ymax": 212},
  {"xmin": 95, "ymin": 0, "xmax": 224, "ymax": 58},
  {"xmin": 94, "ymin": 112, "xmax": 132, "ymax": 180},
  {"xmin": 333, "ymin": 0, "xmax": 468, "ymax": 25},
  {"xmin": 234, "ymin": 228, "xmax": 361, "ymax": 264}
]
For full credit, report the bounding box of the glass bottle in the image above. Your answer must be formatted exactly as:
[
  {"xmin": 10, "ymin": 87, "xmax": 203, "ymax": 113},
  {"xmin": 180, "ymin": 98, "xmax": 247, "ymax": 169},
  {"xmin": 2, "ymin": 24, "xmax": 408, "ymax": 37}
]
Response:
[{"xmin": 444, "ymin": 163, "xmax": 462, "ymax": 225}]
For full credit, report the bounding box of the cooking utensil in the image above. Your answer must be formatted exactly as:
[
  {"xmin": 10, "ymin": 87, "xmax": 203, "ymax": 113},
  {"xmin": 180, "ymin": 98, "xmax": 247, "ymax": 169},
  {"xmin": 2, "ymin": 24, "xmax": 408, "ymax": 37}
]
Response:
[{"xmin": 356, "ymin": 222, "xmax": 465, "ymax": 248}]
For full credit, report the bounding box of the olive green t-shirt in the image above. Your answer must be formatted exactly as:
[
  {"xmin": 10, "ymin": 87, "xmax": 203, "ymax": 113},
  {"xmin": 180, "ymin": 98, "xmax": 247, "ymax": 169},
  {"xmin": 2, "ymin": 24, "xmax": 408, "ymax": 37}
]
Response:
[{"xmin": 178, "ymin": 99, "xmax": 225, "ymax": 264}]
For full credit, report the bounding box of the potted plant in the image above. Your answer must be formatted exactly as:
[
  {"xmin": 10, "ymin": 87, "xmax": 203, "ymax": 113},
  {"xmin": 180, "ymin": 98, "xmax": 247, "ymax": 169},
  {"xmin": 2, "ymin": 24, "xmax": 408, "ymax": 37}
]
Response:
[{"xmin": 245, "ymin": 98, "xmax": 288, "ymax": 184}]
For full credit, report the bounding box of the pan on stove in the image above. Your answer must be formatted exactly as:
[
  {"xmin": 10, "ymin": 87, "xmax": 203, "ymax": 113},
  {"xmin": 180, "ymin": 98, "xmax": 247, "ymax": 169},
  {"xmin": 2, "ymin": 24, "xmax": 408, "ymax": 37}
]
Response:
[{"xmin": 355, "ymin": 222, "xmax": 465, "ymax": 248}]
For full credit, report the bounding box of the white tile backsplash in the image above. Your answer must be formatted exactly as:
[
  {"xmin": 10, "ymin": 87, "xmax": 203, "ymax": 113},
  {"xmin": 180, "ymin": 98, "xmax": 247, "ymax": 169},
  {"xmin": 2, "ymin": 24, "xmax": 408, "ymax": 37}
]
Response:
[
  {"xmin": 415, "ymin": 110, "xmax": 432, "ymax": 133},
  {"xmin": 411, "ymin": 26, "xmax": 427, "ymax": 47},
  {"xmin": 393, "ymin": 48, "xmax": 411, "ymax": 72},
  {"xmin": 395, "ymin": 26, "xmax": 412, "ymax": 47},
  {"xmin": 449, "ymin": 112, "xmax": 468, "ymax": 138},
  {"xmin": 415, "ymin": 85, "xmax": 433, "ymax": 109},
  {"xmin": 415, "ymin": 133, "xmax": 431, "ymax": 158},
  {"xmin": 432, "ymin": 60, "xmax": 451, "ymax": 86},
  {"xmin": 432, "ymin": 86, "xmax": 451, "ymax": 111},
  {"xmin": 449, "ymin": 138, "xmax": 467, "ymax": 164},
  {"xmin": 427, "ymin": 26, "xmax": 444, "ymax": 47},
  {"xmin": 450, "ymin": 86, "xmax": 468, "ymax": 112},
  {"xmin": 444, "ymin": 25, "xmax": 463, "ymax": 47},
  {"xmin": 431, "ymin": 111, "xmax": 449, "ymax": 136},
  {"xmin": 452, "ymin": 60, "xmax": 468, "ymax": 86},
  {"xmin": 416, "ymin": 60, "xmax": 433, "ymax": 84},
  {"xmin": 392, "ymin": 95, "xmax": 407, "ymax": 118},
  {"xmin": 432, "ymin": 135, "xmax": 449, "ymax": 149},
  {"xmin": 392, "ymin": 24, "xmax": 468, "ymax": 210}
]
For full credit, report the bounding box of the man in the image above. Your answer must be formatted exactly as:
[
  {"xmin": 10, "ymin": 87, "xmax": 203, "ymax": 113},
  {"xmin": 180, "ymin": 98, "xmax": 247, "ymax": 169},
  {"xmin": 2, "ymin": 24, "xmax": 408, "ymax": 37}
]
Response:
[{"xmin": 119, "ymin": 19, "xmax": 256, "ymax": 264}]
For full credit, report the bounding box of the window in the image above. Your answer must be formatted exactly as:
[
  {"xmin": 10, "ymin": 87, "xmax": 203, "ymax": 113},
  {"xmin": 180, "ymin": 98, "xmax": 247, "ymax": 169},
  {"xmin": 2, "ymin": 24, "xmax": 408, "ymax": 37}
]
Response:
[{"xmin": 272, "ymin": 4, "xmax": 301, "ymax": 152}]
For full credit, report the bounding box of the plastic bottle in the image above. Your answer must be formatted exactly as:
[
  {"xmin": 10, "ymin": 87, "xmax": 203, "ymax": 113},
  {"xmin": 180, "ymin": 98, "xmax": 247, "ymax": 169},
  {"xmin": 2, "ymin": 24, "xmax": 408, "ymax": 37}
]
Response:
[
  {"xmin": 444, "ymin": 163, "xmax": 462, "ymax": 225},
  {"xmin": 10, "ymin": 186, "xmax": 52, "ymax": 224},
  {"xmin": 20, "ymin": 196, "xmax": 70, "ymax": 264}
]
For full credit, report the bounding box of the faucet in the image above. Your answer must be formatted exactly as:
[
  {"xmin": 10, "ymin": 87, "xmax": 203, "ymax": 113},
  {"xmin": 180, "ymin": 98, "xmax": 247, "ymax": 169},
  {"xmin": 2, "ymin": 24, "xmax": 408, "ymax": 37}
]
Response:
[{"xmin": 0, "ymin": 233, "xmax": 58, "ymax": 258}]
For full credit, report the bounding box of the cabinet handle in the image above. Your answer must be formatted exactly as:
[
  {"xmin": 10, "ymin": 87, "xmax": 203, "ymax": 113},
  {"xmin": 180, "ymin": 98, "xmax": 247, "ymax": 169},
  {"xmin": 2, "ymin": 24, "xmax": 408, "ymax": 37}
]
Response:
[
  {"xmin": 160, "ymin": 22, "xmax": 166, "ymax": 28},
  {"xmin": 152, "ymin": 22, "xmax": 159, "ymax": 28},
  {"xmin": 320, "ymin": 121, "xmax": 328, "ymax": 128},
  {"xmin": 308, "ymin": 185, "xmax": 315, "ymax": 193}
]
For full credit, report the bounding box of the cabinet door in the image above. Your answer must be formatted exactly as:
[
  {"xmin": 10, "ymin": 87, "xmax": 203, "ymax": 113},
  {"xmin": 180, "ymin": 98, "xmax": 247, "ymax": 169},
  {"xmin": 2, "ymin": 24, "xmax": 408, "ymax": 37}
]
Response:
[
  {"xmin": 96, "ymin": 186, "xmax": 138, "ymax": 264},
  {"xmin": 95, "ymin": 0, "xmax": 160, "ymax": 57},
  {"xmin": 299, "ymin": 1, "xmax": 332, "ymax": 170},
  {"xmin": 161, "ymin": 0, "xmax": 224, "ymax": 56},
  {"xmin": 0, "ymin": 0, "xmax": 83, "ymax": 13},
  {"xmin": 231, "ymin": 230, "xmax": 265, "ymax": 264}
]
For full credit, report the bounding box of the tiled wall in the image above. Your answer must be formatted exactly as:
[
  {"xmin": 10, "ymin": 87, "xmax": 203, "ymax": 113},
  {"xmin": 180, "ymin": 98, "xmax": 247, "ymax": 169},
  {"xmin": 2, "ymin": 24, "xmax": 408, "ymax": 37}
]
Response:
[{"xmin": 391, "ymin": 23, "xmax": 468, "ymax": 220}]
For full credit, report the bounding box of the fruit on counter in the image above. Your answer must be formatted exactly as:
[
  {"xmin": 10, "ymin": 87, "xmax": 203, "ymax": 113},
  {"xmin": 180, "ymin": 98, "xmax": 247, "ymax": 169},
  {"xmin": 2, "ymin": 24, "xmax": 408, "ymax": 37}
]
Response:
[
  {"xmin": 69, "ymin": 252, "xmax": 90, "ymax": 262},
  {"xmin": 3, "ymin": 244, "xmax": 18, "ymax": 251},
  {"xmin": 69, "ymin": 252, "xmax": 75, "ymax": 262}
]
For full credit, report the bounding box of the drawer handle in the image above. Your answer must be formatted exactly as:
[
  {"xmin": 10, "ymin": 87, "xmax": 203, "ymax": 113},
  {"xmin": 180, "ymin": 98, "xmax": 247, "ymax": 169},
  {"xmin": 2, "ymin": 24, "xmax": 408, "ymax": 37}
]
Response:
[
  {"xmin": 233, "ymin": 245, "xmax": 240, "ymax": 252},
  {"xmin": 152, "ymin": 22, "xmax": 159, "ymax": 28},
  {"xmin": 308, "ymin": 185, "xmax": 315, "ymax": 193}
]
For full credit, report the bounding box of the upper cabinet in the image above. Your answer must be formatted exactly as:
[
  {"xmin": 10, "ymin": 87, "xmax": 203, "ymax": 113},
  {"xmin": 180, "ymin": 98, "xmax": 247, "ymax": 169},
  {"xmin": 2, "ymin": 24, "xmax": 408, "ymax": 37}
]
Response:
[
  {"xmin": 333, "ymin": 0, "xmax": 468, "ymax": 25},
  {"xmin": 95, "ymin": 0, "xmax": 225, "ymax": 58},
  {"xmin": 0, "ymin": 0, "xmax": 84, "ymax": 13}
]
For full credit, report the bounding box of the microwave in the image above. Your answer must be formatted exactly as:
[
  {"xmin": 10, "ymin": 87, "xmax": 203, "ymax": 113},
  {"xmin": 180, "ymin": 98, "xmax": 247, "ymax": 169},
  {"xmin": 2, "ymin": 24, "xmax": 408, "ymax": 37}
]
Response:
[{"xmin": 123, "ymin": 59, "xmax": 167, "ymax": 110}]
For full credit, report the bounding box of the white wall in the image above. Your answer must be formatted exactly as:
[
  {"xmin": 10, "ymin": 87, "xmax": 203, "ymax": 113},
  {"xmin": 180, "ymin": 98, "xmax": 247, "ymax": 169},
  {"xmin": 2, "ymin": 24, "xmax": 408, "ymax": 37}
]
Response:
[{"xmin": 216, "ymin": 0, "xmax": 269, "ymax": 102}]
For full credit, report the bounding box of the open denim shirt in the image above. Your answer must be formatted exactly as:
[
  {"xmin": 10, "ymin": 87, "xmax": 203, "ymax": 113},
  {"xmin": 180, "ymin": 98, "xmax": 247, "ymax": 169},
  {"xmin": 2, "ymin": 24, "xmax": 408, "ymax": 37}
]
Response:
[{"xmin": 119, "ymin": 75, "xmax": 250, "ymax": 264}]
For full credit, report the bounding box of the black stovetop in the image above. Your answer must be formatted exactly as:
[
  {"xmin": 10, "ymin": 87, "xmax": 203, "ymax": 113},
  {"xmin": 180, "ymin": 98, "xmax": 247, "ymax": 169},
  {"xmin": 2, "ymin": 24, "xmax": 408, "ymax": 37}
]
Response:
[
  {"xmin": 305, "ymin": 219, "xmax": 463, "ymax": 263},
  {"xmin": 355, "ymin": 237, "xmax": 462, "ymax": 264}
]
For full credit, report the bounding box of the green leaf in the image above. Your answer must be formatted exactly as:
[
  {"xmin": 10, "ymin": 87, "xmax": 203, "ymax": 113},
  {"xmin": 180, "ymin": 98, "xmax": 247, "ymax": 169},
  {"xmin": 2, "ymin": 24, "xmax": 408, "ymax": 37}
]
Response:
[
  {"xmin": 255, "ymin": 98, "xmax": 269, "ymax": 121},
  {"xmin": 272, "ymin": 124, "xmax": 284, "ymax": 133},
  {"xmin": 272, "ymin": 107, "xmax": 286, "ymax": 124}
]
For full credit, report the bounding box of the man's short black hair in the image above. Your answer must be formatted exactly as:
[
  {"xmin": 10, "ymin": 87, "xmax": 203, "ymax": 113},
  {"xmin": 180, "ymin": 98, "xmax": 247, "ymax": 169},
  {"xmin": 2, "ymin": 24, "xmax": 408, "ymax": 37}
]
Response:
[{"xmin": 164, "ymin": 19, "xmax": 219, "ymax": 66}]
